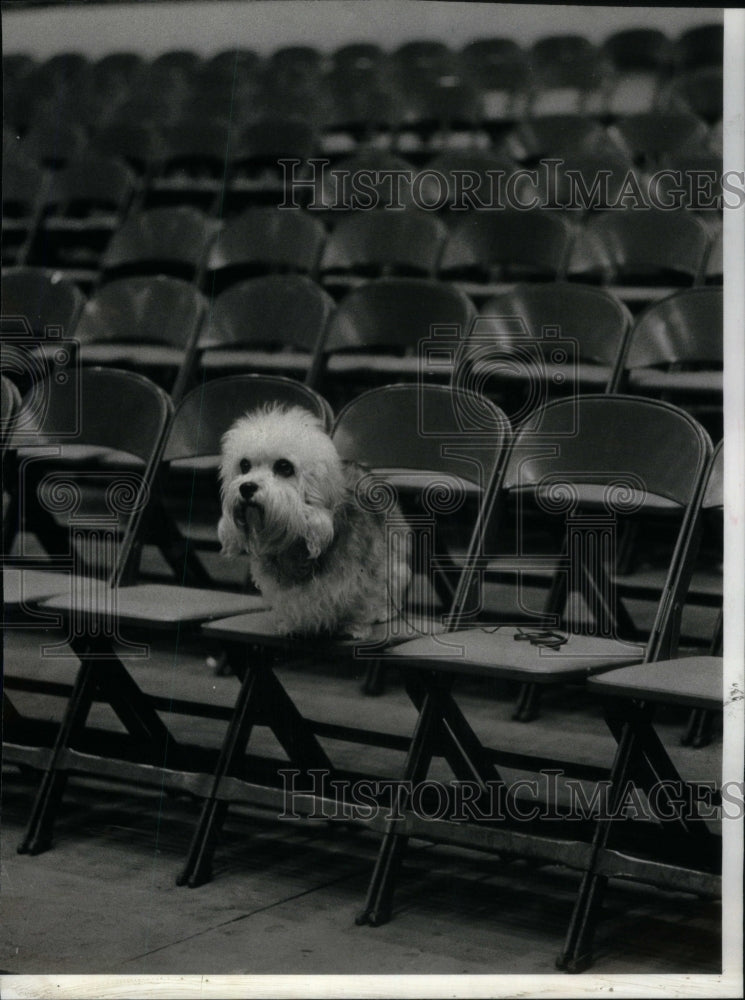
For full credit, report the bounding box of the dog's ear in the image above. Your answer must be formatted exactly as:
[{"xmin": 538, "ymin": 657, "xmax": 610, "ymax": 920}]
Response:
[
  {"xmin": 302, "ymin": 506, "xmax": 335, "ymax": 560},
  {"xmin": 218, "ymin": 514, "xmax": 245, "ymax": 559}
]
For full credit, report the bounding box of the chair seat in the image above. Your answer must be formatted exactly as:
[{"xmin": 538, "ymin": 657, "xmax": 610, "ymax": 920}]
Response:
[
  {"xmin": 628, "ymin": 370, "xmax": 723, "ymax": 395},
  {"xmin": 79, "ymin": 344, "xmax": 184, "ymax": 367},
  {"xmin": 41, "ymin": 582, "xmax": 265, "ymax": 630},
  {"xmin": 199, "ymin": 349, "xmax": 311, "ymax": 372},
  {"xmin": 388, "ymin": 627, "xmax": 646, "ymax": 682},
  {"xmin": 3, "ymin": 569, "xmax": 100, "ymax": 607},
  {"xmin": 588, "ymin": 655, "xmax": 723, "ymax": 710},
  {"xmin": 471, "ymin": 359, "xmax": 613, "ymax": 389},
  {"xmin": 201, "ymin": 609, "xmax": 446, "ymax": 649},
  {"xmin": 326, "ymin": 354, "xmax": 446, "ymax": 376}
]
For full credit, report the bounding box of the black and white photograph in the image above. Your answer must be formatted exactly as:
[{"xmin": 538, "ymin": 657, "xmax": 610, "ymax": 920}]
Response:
[{"xmin": 1, "ymin": 2, "xmax": 743, "ymax": 997}]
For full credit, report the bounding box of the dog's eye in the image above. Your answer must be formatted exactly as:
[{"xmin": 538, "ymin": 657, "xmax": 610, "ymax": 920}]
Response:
[
  {"xmin": 239, "ymin": 458, "xmax": 251, "ymax": 474},
  {"xmin": 273, "ymin": 459, "xmax": 295, "ymax": 478}
]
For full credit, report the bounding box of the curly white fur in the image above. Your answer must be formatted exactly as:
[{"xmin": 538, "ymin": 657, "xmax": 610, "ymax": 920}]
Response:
[{"xmin": 218, "ymin": 405, "xmax": 411, "ymax": 638}]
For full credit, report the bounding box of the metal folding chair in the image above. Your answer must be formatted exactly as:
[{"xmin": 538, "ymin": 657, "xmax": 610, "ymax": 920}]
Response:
[
  {"xmin": 181, "ymin": 383, "xmax": 512, "ymax": 887},
  {"xmin": 557, "ymin": 442, "xmax": 724, "ymax": 970},
  {"xmin": 10, "ymin": 375, "xmax": 331, "ymax": 859},
  {"xmin": 3, "ymin": 368, "xmax": 173, "ymax": 851},
  {"xmin": 356, "ymin": 394, "xmax": 712, "ymax": 934}
]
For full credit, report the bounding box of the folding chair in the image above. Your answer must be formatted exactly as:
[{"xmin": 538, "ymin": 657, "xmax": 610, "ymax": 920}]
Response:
[
  {"xmin": 184, "ymin": 382, "xmax": 512, "ymax": 886},
  {"xmin": 439, "ymin": 210, "xmax": 576, "ymax": 301},
  {"xmin": 455, "ymin": 282, "xmax": 632, "ymax": 426},
  {"xmin": 91, "ymin": 121, "xmax": 165, "ymax": 181},
  {"xmin": 505, "ymin": 114, "xmax": 617, "ymax": 163},
  {"xmin": 567, "ymin": 208, "xmax": 711, "ymax": 308},
  {"xmin": 613, "ymin": 286, "xmax": 723, "ymax": 440},
  {"xmin": 30, "ymin": 154, "xmax": 138, "ymax": 285},
  {"xmin": 2, "ymin": 367, "xmax": 172, "ymax": 620},
  {"xmin": 322, "ymin": 85, "xmax": 400, "ymax": 156},
  {"xmin": 319, "ymin": 210, "xmax": 448, "ymax": 293},
  {"xmin": 144, "ymin": 117, "xmax": 234, "ymax": 211},
  {"xmin": 357, "ymin": 394, "xmax": 712, "ymax": 930},
  {"xmin": 18, "ymin": 119, "xmax": 88, "ymax": 170},
  {"xmin": 203, "ymin": 207, "xmax": 326, "ymax": 295},
  {"xmin": 395, "ymin": 81, "xmax": 484, "ymax": 162},
  {"xmin": 665, "ymin": 67, "xmax": 723, "ymax": 125},
  {"xmin": 419, "ymin": 150, "xmax": 518, "ymax": 217},
  {"xmin": 317, "ymin": 277, "xmax": 476, "ymax": 408},
  {"xmin": 558, "ymin": 443, "xmax": 723, "ymax": 971},
  {"xmin": 528, "ymin": 36, "xmax": 607, "ymax": 116},
  {"xmin": 608, "ymin": 112, "xmax": 709, "ymax": 168},
  {"xmin": 601, "ymin": 28, "xmax": 672, "ymax": 117},
  {"xmin": 11, "ymin": 374, "xmax": 331, "ymax": 858},
  {"xmin": 72, "ymin": 275, "xmax": 208, "ymax": 402},
  {"xmin": 197, "ymin": 274, "xmax": 335, "ymax": 388},
  {"xmin": 2, "ymin": 155, "xmax": 48, "ymax": 266},
  {"xmin": 460, "ymin": 40, "xmax": 531, "ymax": 128},
  {"xmin": 100, "ymin": 206, "xmax": 218, "ymax": 284},
  {"xmin": 674, "ymin": 23, "xmax": 723, "ymax": 71},
  {"xmin": 1, "ymin": 268, "xmax": 85, "ymax": 333},
  {"xmin": 312, "ymin": 151, "xmax": 416, "ymax": 214},
  {"xmin": 228, "ymin": 119, "xmax": 320, "ymax": 211}
]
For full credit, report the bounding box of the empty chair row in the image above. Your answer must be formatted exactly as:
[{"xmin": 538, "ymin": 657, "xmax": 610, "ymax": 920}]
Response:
[
  {"xmin": 2, "ymin": 266, "xmax": 722, "ymax": 436},
  {"xmin": 15, "ymin": 199, "xmax": 721, "ymax": 307},
  {"xmin": 4, "ymin": 23, "xmax": 722, "ymax": 128}
]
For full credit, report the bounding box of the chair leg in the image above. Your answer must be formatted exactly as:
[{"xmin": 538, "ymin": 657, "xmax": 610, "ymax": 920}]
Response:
[
  {"xmin": 681, "ymin": 708, "xmax": 713, "ymax": 749},
  {"xmin": 177, "ymin": 662, "xmax": 262, "ymax": 888},
  {"xmin": 512, "ymin": 682, "xmax": 542, "ymax": 722},
  {"xmin": 556, "ymin": 712, "xmax": 638, "ymax": 973},
  {"xmin": 17, "ymin": 657, "xmax": 98, "ymax": 855},
  {"xmin": 362, "ymin": 660, "xmax": 387, "ymax": 696},
  {"xmin": 356, "ymin": 686, "xmax": 441, "ymax": 927}
]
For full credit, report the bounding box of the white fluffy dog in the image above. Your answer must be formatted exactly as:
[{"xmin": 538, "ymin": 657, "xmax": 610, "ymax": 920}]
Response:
[{"xmin": 218, "ymin": 405, "xmax": 411, "ymax": 638}]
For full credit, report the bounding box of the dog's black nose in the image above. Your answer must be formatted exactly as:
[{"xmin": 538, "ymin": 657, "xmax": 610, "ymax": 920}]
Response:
[{"xmin": 240, "ymin": 482, "xmax": 258, "ymax": 501}]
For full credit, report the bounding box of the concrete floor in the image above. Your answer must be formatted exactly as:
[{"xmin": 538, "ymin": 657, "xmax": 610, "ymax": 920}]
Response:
[{"xmin": 1, "ymin": 626, "xmax": 724, "ymax": 983}]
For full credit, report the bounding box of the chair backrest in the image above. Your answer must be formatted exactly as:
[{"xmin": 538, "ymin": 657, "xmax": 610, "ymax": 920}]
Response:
[
  {"xmin": 164, "ymin": 374, "xmax": 333, "ymax": 463},
  {"xmin": 43, "ymin": 154, "xmax": 136, "ymax": 214},
  {"xmin": 1, "ymin": 267, "xmax": 86, "ymax": 338},
  {"xmin": 74, "ymin": 275, "xmax": 207, "ymax": 350},
  {"xmin": 500, "ymin": 394, "xmax": 713, "ymax": 659},
  {"xmin": 610, "ymin": 112, "xmax": 709, "ymax": 163},
  {"xmin": 621, "ymin": 286, "xmax": 723, "ymax": 373},
  {"xmin": 474, "ymin": 282, "xmax": 632, "ymax": 366},
  {"xmin": 674, "ymin": 23, "xmax": 723, "ymax": 71},
  {"xmin": 316, "ymin": 152, "xmax": 416, "ymax": 211},
  {"xmin": 323, "ymin": 277, "xmax": 476, "ymax": 354},
  {"xmin": 102, "ymin": 206, "xmax": 217, "ymax": 281},
  {"xmin": 507, "ymin": 115, "xmax": 612, "ymax": 162},
  {"xmin": 320, "ymin": 210, "xmax": 447, "ymax": 277},
  {"xmin": 601, "ymin": 28, "xmax": 672, "ymax": 70},
  {"xmin": 236, "ymin": 118, "xmax": 318, "ymax": 165},
  {"xmin": 333, "ymin": 383, "xmax": 512, "ymax": 620},
  {"xmin": 201, "ymin": 274, "xmax": 334, "ymax": 357},
  {"xmin": 333, "ymin": 382, "xmax": 511, "ymax": 487},
  {"xmin": 205, "ymin": 207, "xmax": 326, "ymax": 288},
  {"xmin": 421, "ymin": 150, "xmax": 517, "ymax": 211},
  {"xmin": 11, "ymin": 367, "xmax": 173, "ymax": 585},
  {"xmin": 439, "ymin": 210, "xmax": 575, "ymax": 279},
  {"xmin": 569, "ymin": 208, "xmax": 710, "ymax": 285}
]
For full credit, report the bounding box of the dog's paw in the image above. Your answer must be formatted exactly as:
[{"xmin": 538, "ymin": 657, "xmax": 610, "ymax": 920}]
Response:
[{"xmin": 341, "ymin": 621, "xmax": 373, "ymax": 640}]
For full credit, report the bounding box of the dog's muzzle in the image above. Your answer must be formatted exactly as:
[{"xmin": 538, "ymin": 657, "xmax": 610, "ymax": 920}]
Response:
[{"xmin": 233, "ymin": 481, "xmax": 262, "ymax": 529}]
